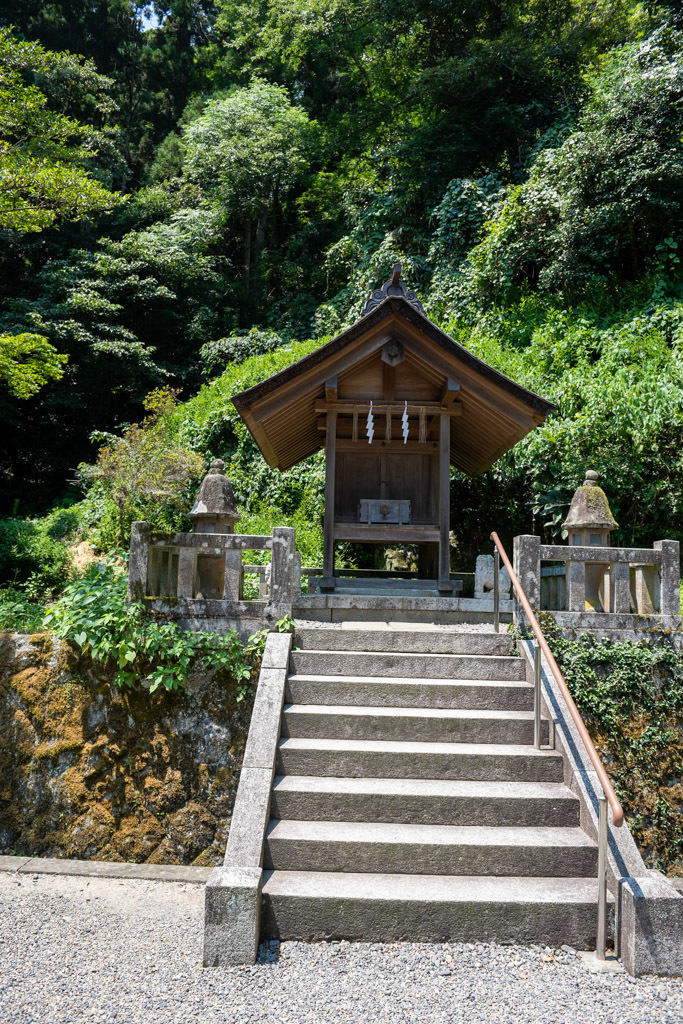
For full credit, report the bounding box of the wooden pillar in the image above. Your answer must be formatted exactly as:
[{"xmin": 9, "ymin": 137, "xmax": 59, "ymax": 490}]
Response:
[
  {"xmin": 321, "ymin": 407, "xmax": 337, "ymax": 590},
  {"xmin": 438, "ymin": 412, "xmax": 452, "ymax": 593}
]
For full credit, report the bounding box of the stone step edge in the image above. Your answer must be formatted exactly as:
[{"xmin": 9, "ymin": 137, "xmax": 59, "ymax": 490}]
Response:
[
  {"xmin": 283, "ymin": 704, "xmax": 544, "ymax": 721},
  {"xmin": 261, "ymin": 869, "xmax": 614, "ymax": 903},
  {"xmin": 288, "ymin": 674, "xmax": 530, "ymax": 688},
  {"xmin": 0, "ymin": 854, "xmax": 211, "ymax": 885},
  {"xmin": 271, "ymin": 775, "xmax": 578, "ymax": 798},
  {"xmin": 278, "ymin": 737, "xmax": 561, "ymax": 756},
  {"xmin": 265, "ymin": 819, "xmax": 596, "ymax": 848}
]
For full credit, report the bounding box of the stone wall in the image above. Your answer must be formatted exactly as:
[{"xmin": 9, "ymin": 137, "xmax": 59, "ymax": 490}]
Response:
[{"xmin": 0, "ymin": 632, "xmax": 252, "ymax": 865}]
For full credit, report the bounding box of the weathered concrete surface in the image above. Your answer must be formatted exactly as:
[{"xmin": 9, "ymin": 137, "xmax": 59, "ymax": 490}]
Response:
[
  {"xmin": 295, "ymin": 627, "xmax": 514, "ymax": 655},
  {"xmin": 270, "ymin": 776, "xmax": 581, "ymax": 828},
  {"xmin": 204, "ymin": 865, "xmax": 262, "ymax": 966},
  {"xmin": 277, "ymin": 737, "xmax": 565, "ymax": 782},
  {"xmin": 264, "ymin": 820, "xmax": 598, "ymax": 877},
  {"xmin": 0, "ymin": 853, "xmax": 210, "ymax": 883},
  {"xmin": 261, "ymin": 871, "xmax": 614, "ymax": 948},
  {"xmin": 619, "ymin": 874, "xmax": 683, "ymax": 977},
  {"xmin": 285, "ymin": 674, "xmax": 534, "ymax": 711},
  {"xmin": 202, "ymin": 631, "xmax": 292, "ymax": 966},
  {"xmin": 289, "ymin": 649, "xmax": 526, "ymax": 680},
  {"xmin": 281, "ymin": 704, "xmax": 550, "ymax": 745}
]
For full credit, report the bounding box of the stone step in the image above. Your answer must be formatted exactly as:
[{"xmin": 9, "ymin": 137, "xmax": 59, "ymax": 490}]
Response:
[
  {"xmin": 263, "ymin": 820, "xmax": 598, "ymax": 877},
  {"xmin": 260, "ymin": 871, "xmax": 613, "ymax": 946},
  {"xmin": 295, "ymin": 628, "xmax": 514, "ymax": 656},
  {"xmin": 289, "ymin": 649, "xmax": 526, "ymax": 681},
  {"xmin": 276, "ymin": 738, "xmax": 564, "ymax": 782},
  {"xmin": 270, "ymin": 776, "xmax": 581, "ymax": 827},
  {"xmin": 286, "ymin": 674, "xmax": 533, "ymax": 710},
  {"xmin": 281, "ymin": 704, "xmax": 549, "ymax": 745}
]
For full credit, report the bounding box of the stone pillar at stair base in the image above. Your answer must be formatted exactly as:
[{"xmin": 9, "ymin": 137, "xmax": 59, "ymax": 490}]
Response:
[
  {"xmin": 618, "ymin": 875, "xmax": 683, "ymax": 977},
  {"xmin": 204, "ymin": 867, "xmax": 262, "ymax": 967},
  {"xmin": 202, "ymin": 631, "xmax": 292, "ymax": 967}
]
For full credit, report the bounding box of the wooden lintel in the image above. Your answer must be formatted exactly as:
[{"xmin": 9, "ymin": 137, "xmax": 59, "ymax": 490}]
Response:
[
  {"xmin": 315, "ymin": 399, "xmax": 444, "ymax": 414},
  {"xmin": 441, "ymin": 377, "xmax": 461, "ymax": 409},
  {"xmin": 325, "ymin": 376, "xmax": 338, "ymax": 403}
]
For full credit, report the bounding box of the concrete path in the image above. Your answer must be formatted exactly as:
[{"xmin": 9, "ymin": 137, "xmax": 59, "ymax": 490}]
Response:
[{"xmin": 1, "ymin": 869, "xmax": 681, "ymax": 1024}]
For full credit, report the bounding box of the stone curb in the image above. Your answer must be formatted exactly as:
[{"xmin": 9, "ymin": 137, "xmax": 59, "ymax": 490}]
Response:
[{"xmin": 0, "ymin": 854, "xmax": 211, "ymax": 884}]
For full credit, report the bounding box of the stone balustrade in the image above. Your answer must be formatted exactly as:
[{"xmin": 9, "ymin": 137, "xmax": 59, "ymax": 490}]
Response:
[
  {"xmin": 128, "ymin": 522, "xmax": 297, "ymax": 635},
  {"xmin": 514, "ymin": 535, "xmax": 681, "ymax": 633}
]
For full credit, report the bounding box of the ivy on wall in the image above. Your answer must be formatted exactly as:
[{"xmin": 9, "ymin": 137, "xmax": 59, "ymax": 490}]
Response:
[{"xmin": 540, "ymin": 615, "xmax": 683, "ymax": 874}]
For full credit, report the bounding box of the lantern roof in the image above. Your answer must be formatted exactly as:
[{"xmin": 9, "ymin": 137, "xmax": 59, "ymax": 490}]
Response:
[
  {"xmin": 190, "ymin": 459, "xmax": 240, "ymax": 521},
  {"xmin": 562, "ymin": 470, "xmax": 618, "ymax": 531}
]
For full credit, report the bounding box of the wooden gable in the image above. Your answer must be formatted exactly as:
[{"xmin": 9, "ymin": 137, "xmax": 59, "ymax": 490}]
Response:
[{"xmin": 232, "ymin": 296, "xmax": 554, "ymax": 475}]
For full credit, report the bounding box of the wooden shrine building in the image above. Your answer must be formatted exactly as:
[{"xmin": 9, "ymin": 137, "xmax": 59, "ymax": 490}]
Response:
[{"xmin": 232, "ymin": 265, "xmax": 554, "ymax": 592}]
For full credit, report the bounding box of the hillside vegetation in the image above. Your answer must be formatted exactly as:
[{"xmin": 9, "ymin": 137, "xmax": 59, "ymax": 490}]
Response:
[{"xmin": 1, "ymin": 1, "xmax": 682, "ymax": 872}]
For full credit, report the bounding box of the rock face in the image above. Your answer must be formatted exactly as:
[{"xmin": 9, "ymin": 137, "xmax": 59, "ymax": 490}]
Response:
[{"xmin": 0, "ymin": 632, "xmax": 252, "ymax": 865}]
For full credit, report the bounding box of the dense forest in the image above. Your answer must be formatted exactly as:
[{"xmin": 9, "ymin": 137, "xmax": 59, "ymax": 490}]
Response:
[{"xmin": 2, "ymin": 0, "xmax": 683, "ymax": 604}]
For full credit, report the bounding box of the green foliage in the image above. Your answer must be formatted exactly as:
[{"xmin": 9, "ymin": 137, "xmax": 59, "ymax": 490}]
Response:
[
  {"xmin": 0, "ymin": 588, "xmax": 45, "ymax": 633},
  {"xmin": 43, "ymin": 562, "xmax": 256, "ymax": 696},
  {"xmin": 80, "ymin": 388, "xmax": 205, "ymax": 549},
  {"xmin": 541, "ymin": 618, "xmax": 683, "ymax": 872},
  {"xmin": 0, "ymin": 28, "xmax": 120, "ymax": 231},
  {"xmin": 0, "ymin": 331, "xmax": 66, "ymax": 398},
  {"xmin": 464, "ymin": 28, "xmax": 683, "ymax": 300},
  {"xmin": 200, "ymin": 329, "xmax": 284, "ymax": 375},
  {"xmin": 0, "ymin": 507, "xmax": 77, "ymax": 599}
]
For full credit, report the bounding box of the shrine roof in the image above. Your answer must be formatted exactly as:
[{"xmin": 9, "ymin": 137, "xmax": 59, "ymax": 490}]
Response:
[{"xmin": 232, "ymin": 292, "xmax": 555, "ymax": 474}]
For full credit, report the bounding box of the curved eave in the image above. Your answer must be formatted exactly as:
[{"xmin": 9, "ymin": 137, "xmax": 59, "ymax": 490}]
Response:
[
  {"xmin": 233, "ymin": 297, "xmax": 555, "ymax": 474},
  {"xmin": 234, "ymin": 297, "xmax": 553, "ymax": 416}
]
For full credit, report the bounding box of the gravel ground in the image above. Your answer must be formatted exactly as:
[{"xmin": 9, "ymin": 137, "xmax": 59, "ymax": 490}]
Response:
[{"xmin": 1, "ymin": 871, "xmax": 681, "ymax": 1024}]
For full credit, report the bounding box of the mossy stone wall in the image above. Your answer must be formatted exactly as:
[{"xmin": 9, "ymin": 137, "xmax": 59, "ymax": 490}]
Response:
[{"xmin": 0, "ymin": 632, "xmax": 252, "ymax": 865}]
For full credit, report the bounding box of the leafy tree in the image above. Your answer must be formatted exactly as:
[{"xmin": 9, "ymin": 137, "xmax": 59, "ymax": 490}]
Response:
[
  {"xmin": 464, "ymin": 28, "xmax": 683, "ymax": 300},
  {"xmin": 0, "ymin": 331, "xmax": 66, "ymax": 398},
  {"xmin": 0, "ymin": 27, "xmax": 121, "ymax": 231},
  {"xmin": 81, "ymin": 387, "xmax": 205, "ymax": 546},
  {"xmin": 183, "ymin": 81, "xmax": 316, "ymax": 314}
]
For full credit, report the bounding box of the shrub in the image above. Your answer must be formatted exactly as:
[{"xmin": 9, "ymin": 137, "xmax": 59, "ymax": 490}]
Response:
[
  {"xmin": 0, "ymin": 588, "xmax": 46, "ymax": 633},
  {"xmin": 0, "ymin": 513, "xmax": 76, "ymax": 599},
  {"xmin": 44, "ymin": 562, "xmax": 257, "ymax": 695}
]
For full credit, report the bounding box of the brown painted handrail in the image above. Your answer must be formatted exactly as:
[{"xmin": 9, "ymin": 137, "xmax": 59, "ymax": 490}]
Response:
[{"xmin": 491, "ymin": 531, "xmax": 624, "ymax": 828}]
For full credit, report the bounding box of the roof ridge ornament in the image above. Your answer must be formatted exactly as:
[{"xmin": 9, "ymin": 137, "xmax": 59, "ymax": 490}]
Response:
[{"xmin": 361, "ymin": 261, "xmax": 426, "ymax": 317}]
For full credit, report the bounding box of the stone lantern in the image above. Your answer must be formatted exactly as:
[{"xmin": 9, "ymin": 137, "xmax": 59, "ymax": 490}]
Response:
[
  {"xmin": 563, "ymin": 470, "xmax": 618, "ymax": 612},
  {"xmin": 190, "ymin": 458, "xmax": 240, "ymax": 535},
  {"xmin": 563, "ymin": 470, "xmax": 617, "ymax": 547},
  {"xmin": 190, "ymin": 459, "xmax": 241, "ymax": 600}
]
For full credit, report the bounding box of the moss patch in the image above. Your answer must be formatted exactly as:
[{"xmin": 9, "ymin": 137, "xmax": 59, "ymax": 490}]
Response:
[{"xmin": 0, "ymin": 632, "xmax": 251, "ymax": 865}]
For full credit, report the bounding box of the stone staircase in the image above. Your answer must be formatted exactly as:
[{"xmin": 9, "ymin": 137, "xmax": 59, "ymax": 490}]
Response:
[{"xmin": 259, "ymin": 626, "xmax": 609, "ymax": 947}]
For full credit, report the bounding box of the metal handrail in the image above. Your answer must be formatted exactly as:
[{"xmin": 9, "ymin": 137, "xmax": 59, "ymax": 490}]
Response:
[{"xmin": 490, "ymin": 532, "xmax": 624, "ymax": 828}]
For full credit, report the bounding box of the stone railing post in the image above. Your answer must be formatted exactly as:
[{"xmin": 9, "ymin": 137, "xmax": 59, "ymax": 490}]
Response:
[
  {"xmin": 128, "ymin": 521, "xmax": 150, "ymax": 600},
  {"xmin": 223, "ymin": 548, "xmax": 242, "ymax": 603},
  {"xmin": 269, "ymin": 526, "xmax": 296, "ymax": 621},
  {"xmin": 567, "ymin": 560, "xmax": 586, "ymax": 612},
  {"xmin": 612, "ymin": 561, "xmax": 631, "ymax": 613},
  {"xmin": 512, "ymin": 535, "xmax": 540, "ymax": 625},
  {"xmin": 177, "ymin": 547, "xmax": 196, "ymax": 599},
  {"xmin": 654, "ymin": 540, "xmax": 680, "ymax": 616}
]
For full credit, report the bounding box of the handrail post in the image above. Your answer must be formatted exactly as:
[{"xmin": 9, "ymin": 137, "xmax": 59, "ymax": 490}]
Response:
[
  {"xmin": 596, "ymin": 794, "xmax": 608, "ymax": 960},
  {"xmin": 493, "ymin": 547, "xmax": 500, "ymax": 633},
  {"xmin": 533, "ymin": 640, "xmax": 541, "ymax": 749}
]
